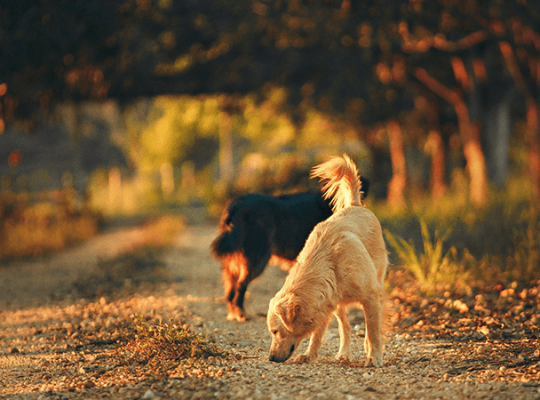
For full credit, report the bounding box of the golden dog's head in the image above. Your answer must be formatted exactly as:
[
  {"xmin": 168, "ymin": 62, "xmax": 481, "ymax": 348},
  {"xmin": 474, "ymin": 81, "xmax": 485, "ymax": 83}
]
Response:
[{"xmin": 267, "ymin": 293, "xmax": 313, "ymax": 362}]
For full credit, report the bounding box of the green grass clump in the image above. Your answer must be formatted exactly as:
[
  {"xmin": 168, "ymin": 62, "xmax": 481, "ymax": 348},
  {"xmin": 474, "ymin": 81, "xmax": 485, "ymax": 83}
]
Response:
[{"xmin": 384, "ymin": 219, "xmax": 470, "ymax": 291}]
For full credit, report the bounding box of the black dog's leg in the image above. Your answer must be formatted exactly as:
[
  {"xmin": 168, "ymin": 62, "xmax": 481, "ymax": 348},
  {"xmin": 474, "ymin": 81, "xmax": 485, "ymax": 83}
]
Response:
[
  {"xmin": 228, "ymin": 226, "xmax": 272, "ymax": 321},
  {"xmin": 226, "ymin": 284, "xmax": 237, "ymax": 304},
  {"xmin": 233, "ymin": 251, "xmax": 271, "ymax": 320},
  {"xmin": 224, "ymin": 274, "xmax": 238, "ymax": 319},
  {"xmin": 234, "ymin": 279, "xmax": 249, "ymax": 317},
  {"xmin": 221, "ymin": 255, "xmax": 248, "ymax": 321}
]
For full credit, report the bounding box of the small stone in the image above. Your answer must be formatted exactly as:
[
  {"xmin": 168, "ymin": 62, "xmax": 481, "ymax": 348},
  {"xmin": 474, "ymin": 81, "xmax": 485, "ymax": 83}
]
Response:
[
  {"xmin": 478, "ymin": 326, "xmax": 490, "ymax": 337},
  {"xmin": 142, "ymin": 389, "xmax": 155, "ymax": 400},
  {"xmin": 476, "ymin": 344, "xmax": 491, "ymax": 354}
]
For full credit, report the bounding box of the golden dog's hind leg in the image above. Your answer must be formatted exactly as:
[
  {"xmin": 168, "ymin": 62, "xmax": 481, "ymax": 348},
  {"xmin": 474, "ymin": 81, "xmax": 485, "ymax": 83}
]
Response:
[
  {"xmin": 362, "ymin": 294, "xmax": 383, "ymax": 367},
  {"xmin": 295, "ymin": 315, "xmax": 333, "ymax": 364},
  {"xmin": 334, "ymin": 305, "xmax": 351, "ymax": 361}
]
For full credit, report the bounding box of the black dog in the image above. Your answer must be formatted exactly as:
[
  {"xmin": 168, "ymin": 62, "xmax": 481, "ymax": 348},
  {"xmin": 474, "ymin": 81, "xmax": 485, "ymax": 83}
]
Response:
[{"xmin": 211, "ymin": 177, "xmax": 369, "ymax": 321}]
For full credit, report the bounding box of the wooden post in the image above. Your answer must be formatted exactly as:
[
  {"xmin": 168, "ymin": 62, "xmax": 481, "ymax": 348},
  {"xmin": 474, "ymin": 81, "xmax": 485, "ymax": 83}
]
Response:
[
  {"xmin": 160, "ymin": 162, "xmax": 175, "ymax": 200},
  {"xmin": 108, "ymin": 167, "xmax": 122, "ymax": 212}
]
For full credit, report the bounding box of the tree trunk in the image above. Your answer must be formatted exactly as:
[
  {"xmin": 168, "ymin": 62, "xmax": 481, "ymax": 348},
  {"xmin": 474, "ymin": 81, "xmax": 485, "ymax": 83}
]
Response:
[
  {"xmin": 484, "ymin": 97, "xmax": 511, "ymax": 188},
  {"xmin": 527, "ymin": 98, "xmax": 540, "ymax": 200},
  {"xmin": 425, "ymin": 100, "xmax": 446, "ymax": 198},
  {"xmin": 387, "ymin": 119, "xmax": 407, "ymax": 210},
  {"xmin": 498, "ymin": 42, "xmax": 540, "ymax": 200},
  {"xmin": 427, "ymin": 130, "xmax": 446, "ymax": 198},
  {"xmin": 455, "ymin": 102, "xmax": 488, "ymax": 207},
  {"xmin": 414, "ymin": 67, "xmax": 488, "ymax": 207}
]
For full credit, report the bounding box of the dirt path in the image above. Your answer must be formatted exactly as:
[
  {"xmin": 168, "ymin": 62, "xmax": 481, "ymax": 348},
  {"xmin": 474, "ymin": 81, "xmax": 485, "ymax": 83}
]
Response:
[
  {"xmin": 0, "ymin": 225, "xmax": 152, "ymax": 309},
  {"xmin": 0, "ymin": 221, "xmax": 539, "ymax": 399}
]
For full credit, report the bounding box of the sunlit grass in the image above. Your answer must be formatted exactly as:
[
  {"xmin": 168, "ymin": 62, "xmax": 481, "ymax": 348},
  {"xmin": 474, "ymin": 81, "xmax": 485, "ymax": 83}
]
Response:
[
  {"xmin": 507, "ymin": 218, "xmax": 540, "ymax": 283},
  {"xmin": 384, "ymin": 219, "xmax": 471, "ymax": 292},
  {"xmin": 137, "ymin": 215, "xmax": 186, "ymax": 248},
  {"xmin": 116, "ymin": 314, "xmax": 226, "ymax": 376},
  {"xmin": 377, "ymin": 184, "xmax": 540, "ymax": 289},
  {"xmin": 0, "ymin": 191, "xmax": 98, "ymax": 260},
  {"xmin": 0, "ymin": 185, "xmax": 185, "ymax": 261}
]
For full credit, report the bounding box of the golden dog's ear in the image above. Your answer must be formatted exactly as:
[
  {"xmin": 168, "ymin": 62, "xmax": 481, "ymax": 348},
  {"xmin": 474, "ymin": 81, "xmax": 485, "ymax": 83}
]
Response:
[
  {"xmin": 276, "ymin": 295, "xmax": 300, "ymax": 332},
  {"xmin": 275, "ymin": 297, "xmax": 291, "ymax": 331}
]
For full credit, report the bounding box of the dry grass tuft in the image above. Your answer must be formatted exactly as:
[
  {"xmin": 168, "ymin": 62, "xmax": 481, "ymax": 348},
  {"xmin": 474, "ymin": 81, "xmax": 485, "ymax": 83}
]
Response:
[{"xmin": 115, "ymin": 315, "xmax": 227, "ymax": 376}]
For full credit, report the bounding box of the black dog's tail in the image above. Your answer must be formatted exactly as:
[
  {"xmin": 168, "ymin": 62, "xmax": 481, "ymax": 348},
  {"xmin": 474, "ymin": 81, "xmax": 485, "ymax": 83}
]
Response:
[
  {"xmin": 210, "ymin": 231, "xmax": 235, "ymax": 259},
  {"xmin": 310, "ymin": 154, "xmax": 364, "ymax": 212},
  {"xmin": 210, "ymin": 201, "xmax": 243, "ymax": 259}
]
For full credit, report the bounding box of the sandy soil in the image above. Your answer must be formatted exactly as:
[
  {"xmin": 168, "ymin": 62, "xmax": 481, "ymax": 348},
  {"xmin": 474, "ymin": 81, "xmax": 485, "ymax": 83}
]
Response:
[{"xmin": 0, "ymin": 219, "xmax": 539, "ymax": 400}]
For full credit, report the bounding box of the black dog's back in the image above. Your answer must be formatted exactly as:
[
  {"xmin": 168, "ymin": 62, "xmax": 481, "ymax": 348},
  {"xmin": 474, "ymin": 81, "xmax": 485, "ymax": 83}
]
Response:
[
  {"xmin": 265, "ymin": 191, "xmax": 333, "ymax": 260},
  {"xmin": 211, "ymin": 191, "xmax": 332, "ymax": 261}
]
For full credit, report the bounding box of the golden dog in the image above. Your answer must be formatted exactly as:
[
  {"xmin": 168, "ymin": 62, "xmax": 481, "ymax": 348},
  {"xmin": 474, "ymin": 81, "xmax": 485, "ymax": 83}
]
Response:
[{"xmin": 267, "ymin": 155, "xmax": 388, "ymax": 367}]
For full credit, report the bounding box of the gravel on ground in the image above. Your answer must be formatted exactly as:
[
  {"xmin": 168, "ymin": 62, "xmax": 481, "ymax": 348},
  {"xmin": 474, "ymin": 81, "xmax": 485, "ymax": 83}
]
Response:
[{"xmin": 1, "ymin": 221, "xmax": 539, "ymax": 400}]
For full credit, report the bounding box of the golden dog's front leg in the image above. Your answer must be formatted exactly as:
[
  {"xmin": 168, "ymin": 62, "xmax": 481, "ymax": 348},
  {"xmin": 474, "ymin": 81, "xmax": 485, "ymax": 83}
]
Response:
[{"xmin": 295, "ymin": 317, "xmax": 332, "ymax": 364}]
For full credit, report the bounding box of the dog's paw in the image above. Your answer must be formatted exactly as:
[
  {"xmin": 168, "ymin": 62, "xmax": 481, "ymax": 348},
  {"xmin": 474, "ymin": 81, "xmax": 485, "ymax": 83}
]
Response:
[
  {"xmin": 295, "ymin": 354, "xmax": 316, "ymax": 364},
  {"xmin": 226, "ymin": 312, "xmax": 247, "ymax": 322},
  {"xmin": 335, "ymin": 352, "xmax": 351, "ymax": 362},
  {"xmin": 364, "ymin": 356, "xmax": 383, "ymax": 368}
]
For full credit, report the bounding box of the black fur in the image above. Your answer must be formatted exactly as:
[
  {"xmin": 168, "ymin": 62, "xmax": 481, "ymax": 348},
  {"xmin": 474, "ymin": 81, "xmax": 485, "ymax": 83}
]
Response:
[{"xmin": 211, "ymin": 177, "xmax": 369, "ymax": 321}]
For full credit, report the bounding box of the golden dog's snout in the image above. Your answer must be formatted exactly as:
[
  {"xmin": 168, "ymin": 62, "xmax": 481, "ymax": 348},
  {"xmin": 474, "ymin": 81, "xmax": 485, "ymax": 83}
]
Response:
[{"xmin": 268, "ymin": 344, "xmax": 295, "ymax": 363}]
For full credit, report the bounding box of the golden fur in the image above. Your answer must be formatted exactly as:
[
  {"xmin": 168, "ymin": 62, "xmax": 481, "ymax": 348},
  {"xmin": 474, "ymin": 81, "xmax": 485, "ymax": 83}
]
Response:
[{"xmin": 267, "ymin": 155, "xmax": 388, "ymax": 367}]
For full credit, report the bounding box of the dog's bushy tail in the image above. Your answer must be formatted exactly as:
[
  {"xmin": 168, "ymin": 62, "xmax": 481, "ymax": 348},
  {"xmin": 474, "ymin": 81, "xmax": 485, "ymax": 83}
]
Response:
[
  {"xmin": 210, "ymin": 203, "xmax": 242, "ymax": 260},
  {"xmin": 310, "ymin": 154, "xmax": 364, "ymax": 212},
  {"xmin": 211, "ymin": 230, "xmax": 237, "ymax": 259}
]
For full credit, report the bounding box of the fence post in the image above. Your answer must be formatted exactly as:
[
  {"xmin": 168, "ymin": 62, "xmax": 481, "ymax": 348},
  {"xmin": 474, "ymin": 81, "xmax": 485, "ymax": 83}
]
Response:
[
  {"xmin": 160, "ymin": 162, "xmax": 175, "ymax": 200},
  {"xmin": 219, "ymin": 112, "xmax": 234, "ymax": 187},
  {"xmin": 108, "ymin": 167, "xmax": 122, "ymax": 212}
]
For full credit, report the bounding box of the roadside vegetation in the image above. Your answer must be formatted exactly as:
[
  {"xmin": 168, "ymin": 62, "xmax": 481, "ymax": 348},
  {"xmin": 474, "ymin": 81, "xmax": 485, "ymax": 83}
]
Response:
[
  {"xmin": 0, "ymin": 189, "xmax": 98, "ymax": 260},
  {"xmin": 0, "ymin": 189, "xmax": 185, "ymax": 261},
  {"xmin": 378, "ymin": 188, "xmax": 539, "ymax": 293}
]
